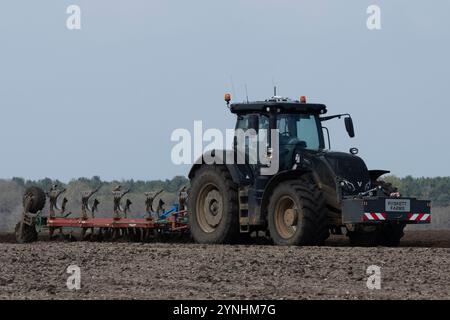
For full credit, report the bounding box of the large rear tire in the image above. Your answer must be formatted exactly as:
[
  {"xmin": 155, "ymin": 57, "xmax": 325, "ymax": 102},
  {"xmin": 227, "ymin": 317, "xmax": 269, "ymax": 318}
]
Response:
[
  {"xmin": 188, "ymin": 165, "xmax": 239, "ymax": 244},
  {"xmin": 23, "ymin": 186, "xmax": 46, "ymax": 213},
  {"xmin": 267, "ymin": 177, "xmax": 329, "ymax": 246}
]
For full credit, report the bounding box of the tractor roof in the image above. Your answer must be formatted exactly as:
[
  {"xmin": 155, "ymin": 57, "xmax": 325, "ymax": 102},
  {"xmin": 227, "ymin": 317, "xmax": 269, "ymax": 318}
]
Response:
[{"xmin": 229, "ymin": 97, "xmax": 327, "ymax": 115}]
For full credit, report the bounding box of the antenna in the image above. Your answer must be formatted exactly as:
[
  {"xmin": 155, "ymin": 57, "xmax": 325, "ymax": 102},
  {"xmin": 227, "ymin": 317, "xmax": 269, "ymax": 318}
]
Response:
[
  {"xmin": 245, "ymin": 84, "xmax": 249, "ymax": 103},
  {"xmin": 230, "ymin": 75, "xmax": 237, "ymax": 101},
  {"xmin": 272, "ymin": 76, "xmax": 277, "ymax": 96}
]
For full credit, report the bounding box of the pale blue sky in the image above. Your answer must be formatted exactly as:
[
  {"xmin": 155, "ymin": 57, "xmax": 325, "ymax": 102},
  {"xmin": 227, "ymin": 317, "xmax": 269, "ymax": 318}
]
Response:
[{"xmin": 0, "ymin": 1, "xmax": 449, "ymax": 181}]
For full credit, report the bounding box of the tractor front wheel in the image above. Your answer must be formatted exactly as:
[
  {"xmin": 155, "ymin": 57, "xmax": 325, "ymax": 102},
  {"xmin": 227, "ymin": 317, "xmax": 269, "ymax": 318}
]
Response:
[{"xmin": 267, "ymin": 178, "xmax": 329, "ymax": 246}]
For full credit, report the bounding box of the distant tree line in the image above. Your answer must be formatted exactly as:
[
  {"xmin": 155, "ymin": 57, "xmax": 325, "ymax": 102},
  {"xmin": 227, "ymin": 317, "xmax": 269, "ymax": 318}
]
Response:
[
  {"xmin": 384, "ymin": 176, "xmax": 450, "ymax": 206},
  {"xmin": 11, "ymin": 175, "xmax": 189, "ymax": 195}
]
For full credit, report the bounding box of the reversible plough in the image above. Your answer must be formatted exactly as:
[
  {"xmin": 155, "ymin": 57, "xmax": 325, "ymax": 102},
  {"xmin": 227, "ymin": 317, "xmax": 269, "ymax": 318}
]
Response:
[{"xmin": 15, "ymin": 185, "xmax": 189, "ymax": 243}]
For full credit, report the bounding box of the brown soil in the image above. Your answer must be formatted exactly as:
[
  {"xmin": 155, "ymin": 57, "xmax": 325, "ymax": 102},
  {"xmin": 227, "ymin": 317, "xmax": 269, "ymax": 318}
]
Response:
[{"xmin": 0, "ymin": 230, "xmax": 449, "ymax": 300}]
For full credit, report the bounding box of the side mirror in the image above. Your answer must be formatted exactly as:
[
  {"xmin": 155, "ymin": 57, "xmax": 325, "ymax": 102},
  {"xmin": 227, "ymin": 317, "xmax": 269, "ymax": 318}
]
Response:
[
  {"xmin": 344, "ymin": 117, "xmax": 355, "ymax": 138},
  {"xmin": 248, "ymin": 114, "xmax": 259, "ymax": 132}
]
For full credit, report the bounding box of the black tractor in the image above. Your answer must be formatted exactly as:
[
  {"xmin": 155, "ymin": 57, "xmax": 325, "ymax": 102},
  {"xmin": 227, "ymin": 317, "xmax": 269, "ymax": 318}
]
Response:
[{"xmin": 188, "ymin": 94, "xmax": 431, "ymax": 246}]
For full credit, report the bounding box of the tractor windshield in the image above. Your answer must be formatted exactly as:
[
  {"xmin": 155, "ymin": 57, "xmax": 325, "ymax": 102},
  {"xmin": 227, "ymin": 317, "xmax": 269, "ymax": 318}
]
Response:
[{"xmin": 277, "ymin": 114, "xmax": 323, "ymax": 150}]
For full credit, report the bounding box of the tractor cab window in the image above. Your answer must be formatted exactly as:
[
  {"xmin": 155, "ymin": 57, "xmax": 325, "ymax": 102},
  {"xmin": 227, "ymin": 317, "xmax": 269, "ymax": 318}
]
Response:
[
  {"xmin": 236, "ymin": 115, "xmax": 248, "ymax": 130},
  {"xmin": 259, "ymin": 115, "xmax": 269, "ymax": 130},
  {"xmin": 235, "ymin": 114, "xmax": 269, "ymax": 131},
  {"xmin": 235, "ymin": 114, "xmax": 269, "ymax": 164},
  {"xmin": 277, "ymin": 114, "xmax": 322, "ymax": 150}
]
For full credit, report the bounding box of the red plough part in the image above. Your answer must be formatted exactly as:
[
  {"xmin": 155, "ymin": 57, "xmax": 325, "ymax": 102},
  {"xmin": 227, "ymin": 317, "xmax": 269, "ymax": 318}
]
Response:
[
  {"xmin": 47, "ymin": 217, "xmax": 157, "ymax": 229},
  {"xmin": 42, "ymin": 210, "xmax": 189, "ymax": 231}
]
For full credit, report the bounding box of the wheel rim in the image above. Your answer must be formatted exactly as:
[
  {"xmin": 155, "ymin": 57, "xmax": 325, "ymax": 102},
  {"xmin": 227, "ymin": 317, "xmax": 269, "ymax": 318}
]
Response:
[
  {"xmin": 195, "ymin": 183, "xmax": 223, "ymax": 233},
  {"xmin": 274, "ymin": 196, "xmax": 299, "ymax": 239}
]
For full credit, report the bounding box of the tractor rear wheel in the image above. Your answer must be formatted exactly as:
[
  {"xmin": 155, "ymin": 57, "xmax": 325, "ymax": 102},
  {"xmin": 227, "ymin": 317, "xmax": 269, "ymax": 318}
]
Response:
[
  {"xmin": 267, "ymin": 178, "xmax": 329, "ymax": 246},
  {"xmin": 23, "ymin": 186, "xmax": 46, "ymax": 213},
  {"xmin": 188, "ymin": 165, "xmax": 239, "ymax": 244}
]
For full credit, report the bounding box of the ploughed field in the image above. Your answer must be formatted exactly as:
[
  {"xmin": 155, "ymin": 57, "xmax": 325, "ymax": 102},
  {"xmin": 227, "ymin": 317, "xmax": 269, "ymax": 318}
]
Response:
[{"xmin": 0, "ymin": 230, "xmax": 449, "ymax": 299}]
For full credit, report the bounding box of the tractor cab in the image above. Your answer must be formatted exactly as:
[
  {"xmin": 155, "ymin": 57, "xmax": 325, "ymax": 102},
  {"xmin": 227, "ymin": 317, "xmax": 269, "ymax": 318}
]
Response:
[{"xmin": 229, "ymin": 95, "xmax": 356, "ymax": 173}]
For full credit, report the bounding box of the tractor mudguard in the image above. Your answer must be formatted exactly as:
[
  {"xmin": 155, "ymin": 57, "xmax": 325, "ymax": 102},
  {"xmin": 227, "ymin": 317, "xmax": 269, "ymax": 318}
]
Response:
[
  {"xmin": 368, "ymin": 170, "xmax": 390, "ymax": 182},
  {"xmin": 342, "ymin": 197, "xmax": 431, "ymax": 224},
  {"xmin": 188, "ymin": 149, "xmax": 254, "ymax": 185}
]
